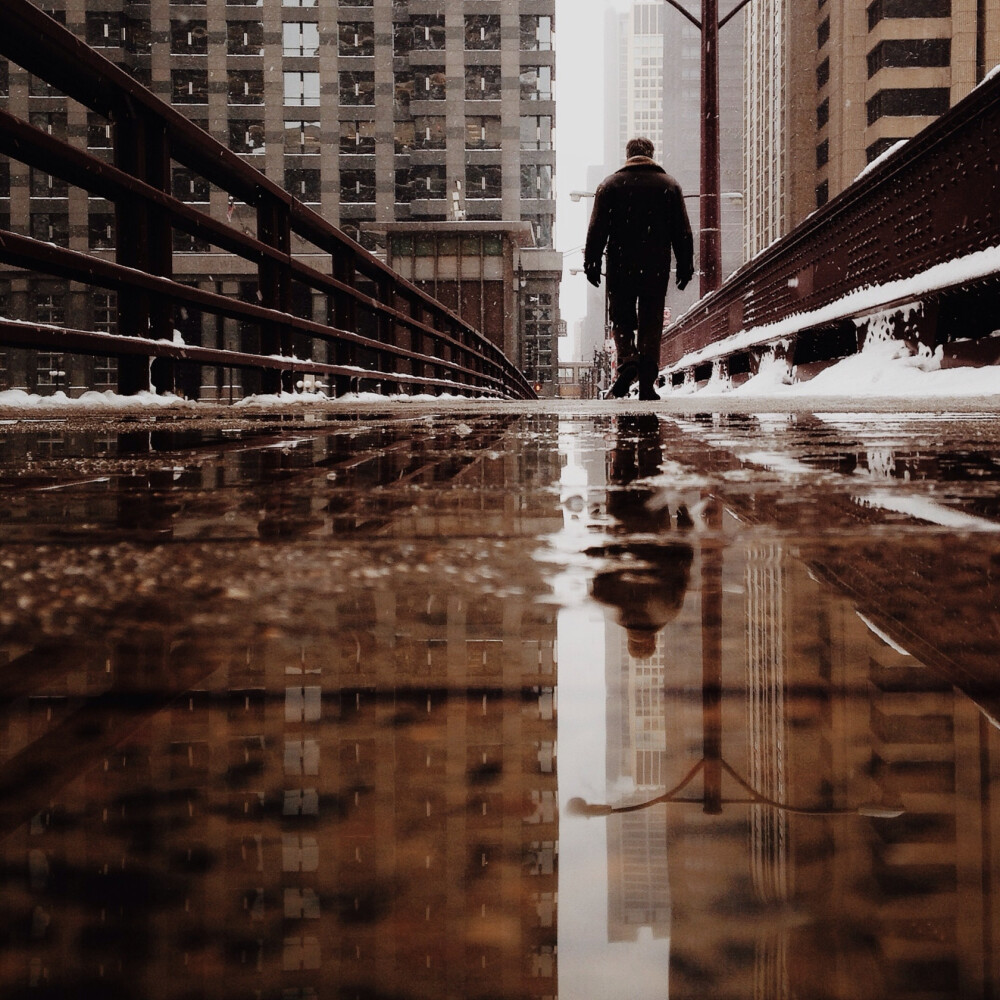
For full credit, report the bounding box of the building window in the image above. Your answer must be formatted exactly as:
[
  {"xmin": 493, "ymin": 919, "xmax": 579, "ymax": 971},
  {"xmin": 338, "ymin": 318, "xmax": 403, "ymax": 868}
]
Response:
[
  {"xmin": 30, "ymin": 213, "xmax": 69, "ymax": 247},
  {"xmin": 520, "ymin": 115, "xmax": 553, "ymax": 150},
  {"xmin": 338, "ymin": 21, "xmax": 373, "ymax": 57},
  {"xmin": 466, "ymin": 164, "xmax": 502, "ymax": 199},
  {"xmin": 527, "ymin": 215, "xmax": 554, "ymax": 249},
  {"xmin": 227, "ymin": 20, "xmax": 264, "ymax": 55},
  {"xmin": 520, "ymin": 66, "xmax": 552, "ymax": 101},
  {"xmin": 172, "ymin": 167, "xmax": 210, "ymax": 204},
  {"xmin": 93, "ymin": 291, "xmax": 117, "ymax": 336},
  {"xmin": 410, "ymin": 165, "xmax": 446, "ymax": 199},
  {"xmin": 286, "ymin": 168, "xmax": 321, "ymax": 203},
  {"xmin": 412, "ymin": 115, "xmax": 446, "ymax": 150},
  {"xmin": 170, "ymin": 19, "xmax": 208, "ymax": 54},
  {"xmin": 340, "ymin": 169, "xmax": 376, "ymax": 203},
  {"xmin": 87, "ymin": 113, "xmax": 112, "ymax": 150},
  {"xmin": 410, "ymin": 14, "xmax": 445, "ymax": 50},
  {"xmin": 816, "ymin": 179, "xmax": 829, "ymax": 207},
  {"xmin": 816, "ymin": 98, "xmax": 829, "ymax": 129},
  {"xmin": 866, "ymin": 87, "xmax": 949, "ymax": 124},
  {"xmin": 85, "ymin": 11, "xmax": 123, "ymax": 47},
  {"xmin": 339, "ymin": 70, "xmax": 374, "ymax": 106},
  {"xmin": 816, "ymin": 57, "xmax": 829, "ymax": 88},
  {"xmin": 284, "ymin": 22, "xmax": 320, "ymax": 57},
  {"xmin": 465, "ymin": 116, "xmax": 501, "ymax": 149},
  {"xmin": 34, "ymin": 289, "xmax": 65, "ymax": 325},
  {"xmin": 340, "ymin": 119, "xmax": 376, "ymax": 154},
  {"xmin": 465, "ymin": 14, "xmax": 501, "ymax": 50},
  {"xmin": 465, "ymin": 65, "xmax": 501, "ymax": 100},
  {"xmin": 817, "ymin": 17, "xmax": 829, "ymax": 49},
  {"xmin": 125, "ymin": 17, "xmax": 151, "ymax": 53},
  {"xmin": 868, "ymin": 0, "xmax": 949, "ymax": 29},
  {"xmin": 282, "ymin": 0, "xmax": 317, "ymax": 6},
  {"xmin": 228, "ymin": 70, "xmax": 265, "ymax": 105},
  {"xmin": 286, "ymin": 71, "xmax": 321, "ymax": 106},
  {"xmin": 229, "ymin": 119, "xmax": 265, "ymax": 153},
  {"xmin": 284, "ymin": 120, "xmax": 321, "ymax": 155},
  {"xmin": 171, "ymin": 69, "xmax": 209, "ymax": 104},
  {"xmin": 88, "ymin": 206, "xmax": 115, "ymax": 250},
  {"xmin": 520, "ymin": 15, "xmax": 553, "ymax": 51},
  {"xmin": 520, "ymin": 164, "xmax": 553, "ymax": 200},
  {"xmin": 418, "ymin": 68, "xmax": 447, "ymax": 100},
  {"xmin": 867, "ymin": 37, "xmax": 950, "ymax": 76},
  {"xmin": 816, "ymin": 139, "xmax": 829, "ymax": 168}
]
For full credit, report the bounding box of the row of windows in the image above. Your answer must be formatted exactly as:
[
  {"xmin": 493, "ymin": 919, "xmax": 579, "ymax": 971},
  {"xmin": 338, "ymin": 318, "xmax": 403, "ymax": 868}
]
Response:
[
  {"xmin": 166, "ymin": 67, "xmax": 553, "ymax": 106},
  {"xmin": 25, "ymin": 110, "xmax": 552, "ymax": 156},
  {"xmin": 816, "ymin": 86, "xmax": 950, "ymax": 131},
  {"xmin": 867, "ymin": 0, "xmax": 950, "ymax": 30},
  {"xmin": 85, "ymin": 14, "xmax": 552, "ymax": 56},
  {"xmin": 867, "ymin": 37, "xmax": 950, "ymax": 76}
]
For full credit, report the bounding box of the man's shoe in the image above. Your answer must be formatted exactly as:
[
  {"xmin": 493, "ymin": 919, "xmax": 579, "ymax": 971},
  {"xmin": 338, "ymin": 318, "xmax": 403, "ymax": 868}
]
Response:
[
  {"xmin": 609, "ymin": 357, "xmax": 638, "ymax": 398},
  {"xmin": 637, "ymin": 357, "xmax": 660, "ymax": 400}
]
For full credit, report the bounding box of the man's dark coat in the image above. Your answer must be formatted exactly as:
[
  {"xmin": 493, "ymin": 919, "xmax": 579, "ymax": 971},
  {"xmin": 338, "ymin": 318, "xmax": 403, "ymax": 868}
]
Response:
[{"xmin": 584, "ymin": 156, "xmax": 694, "ymax": 290}]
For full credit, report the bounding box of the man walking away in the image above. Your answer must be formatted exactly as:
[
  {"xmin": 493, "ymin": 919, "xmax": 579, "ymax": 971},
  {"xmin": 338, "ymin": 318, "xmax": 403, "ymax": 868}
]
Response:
[{"xmin": 584, "ymin": 137, "xmax": 694, "ymax": 400}]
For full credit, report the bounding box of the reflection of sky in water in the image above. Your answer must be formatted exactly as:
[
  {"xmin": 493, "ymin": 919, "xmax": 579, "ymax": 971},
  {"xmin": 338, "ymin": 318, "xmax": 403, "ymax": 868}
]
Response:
[{"xmin": 556, "ymin": 426, "xmax": 672, "ymax": 1000}]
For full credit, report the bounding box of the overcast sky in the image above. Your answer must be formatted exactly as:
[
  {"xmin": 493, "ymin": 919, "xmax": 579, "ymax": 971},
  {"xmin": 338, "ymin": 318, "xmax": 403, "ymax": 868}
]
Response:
[{"xmin": 554, "ymin": 0, "xmax": 628, "ymax": 356}]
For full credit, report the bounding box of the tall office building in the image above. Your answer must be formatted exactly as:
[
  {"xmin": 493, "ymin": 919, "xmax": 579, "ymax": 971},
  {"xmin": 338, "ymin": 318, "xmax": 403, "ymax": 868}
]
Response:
[
  {"xmin": 0, "ymin": 0, "xmax": 560, "ymax": 395},
  {"xmin": 744, "ymin": 0, "xmax": 1000, "ymax": 257}
]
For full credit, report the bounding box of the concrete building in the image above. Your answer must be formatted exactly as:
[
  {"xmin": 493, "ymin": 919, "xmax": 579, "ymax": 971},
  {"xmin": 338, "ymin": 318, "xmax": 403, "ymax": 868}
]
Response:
[
  {"xmin": 744, "ymin": 0, "xmax": 1000, "ymax": 257},
  {"xmin": 0, "ymin": 0, "xmax": 560, "ymax": 396}
]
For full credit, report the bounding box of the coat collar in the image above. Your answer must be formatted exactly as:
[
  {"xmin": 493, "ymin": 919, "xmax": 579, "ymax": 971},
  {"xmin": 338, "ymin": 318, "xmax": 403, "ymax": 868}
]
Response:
[{"xmin": 619, "ymin": 155, "xmax": 666, "ymax": 172}]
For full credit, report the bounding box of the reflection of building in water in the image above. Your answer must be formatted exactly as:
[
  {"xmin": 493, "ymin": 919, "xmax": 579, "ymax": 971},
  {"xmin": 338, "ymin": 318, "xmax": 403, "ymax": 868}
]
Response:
[
  {"xmin": 664, "ymin": 514, "xmax": 993, "ymax": 1000},
  {"xmin": 606, "ymin": 629, "xmax": 671, "ymax": 943},
  {"xmin": 0, "ymin": 419, "xmax": 562, "ymax": 999}
]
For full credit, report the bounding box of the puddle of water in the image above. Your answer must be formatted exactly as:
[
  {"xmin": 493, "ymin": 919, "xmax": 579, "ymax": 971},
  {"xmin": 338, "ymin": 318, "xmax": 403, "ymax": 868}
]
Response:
[{"xmin": 1, "ymin": 411, "xmax": 999, "ymax": 999}]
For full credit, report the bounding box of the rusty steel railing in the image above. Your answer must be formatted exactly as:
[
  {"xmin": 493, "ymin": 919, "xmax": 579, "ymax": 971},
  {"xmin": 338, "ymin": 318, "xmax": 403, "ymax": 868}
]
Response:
[
  {"xmin": 0, "ymin": 0, "xmax": 536, "ymax": 401},
  {"xmin": 662, "ymin": 68, "xmax": 1000, "ymax": 382}
]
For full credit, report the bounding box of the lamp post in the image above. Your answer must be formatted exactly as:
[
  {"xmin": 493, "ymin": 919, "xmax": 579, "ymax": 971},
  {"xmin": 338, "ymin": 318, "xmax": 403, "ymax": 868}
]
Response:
[{"xmin": 660, "ymin": 0, "xmax": 753, "ymax": 297}]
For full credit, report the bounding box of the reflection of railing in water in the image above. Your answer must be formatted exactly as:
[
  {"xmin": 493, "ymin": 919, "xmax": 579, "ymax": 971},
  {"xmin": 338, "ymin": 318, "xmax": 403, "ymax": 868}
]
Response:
[{"xmin": 0, "ymin": 0, "xmax": 535, "ymax": 401}]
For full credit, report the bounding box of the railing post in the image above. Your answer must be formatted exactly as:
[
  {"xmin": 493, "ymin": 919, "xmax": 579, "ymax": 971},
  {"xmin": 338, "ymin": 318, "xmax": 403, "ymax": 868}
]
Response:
[
  {"xmin": 376, "ymin": 275, "xmax": 397, "ymax": 393},
  {"xmin": 114, "ymin": 114, "xmax": 173, "ymax": 394},
  {"xmin": 256, "ymin": 190, "xmax": 293, "ymax": 395},
  {"xmin": 331, "ymin": 249, "xmax": 357, "ymax": 397}
]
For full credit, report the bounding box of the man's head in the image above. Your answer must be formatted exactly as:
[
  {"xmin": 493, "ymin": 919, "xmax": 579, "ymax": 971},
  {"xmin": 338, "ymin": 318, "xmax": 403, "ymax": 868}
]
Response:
[{"xmin": 625, "ymin": 137, "xmax": 655, "ymax": 160}]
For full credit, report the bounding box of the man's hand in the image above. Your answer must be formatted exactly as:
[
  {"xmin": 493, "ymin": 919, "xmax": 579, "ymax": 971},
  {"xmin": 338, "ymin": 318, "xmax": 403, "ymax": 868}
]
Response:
[
  {"xmin": 675, "ymin": 267, "xmax": 693, "ymax": 291},
  {"xmin": 584, "ymin": 261, "xmax": 602, "ymax": 288}
]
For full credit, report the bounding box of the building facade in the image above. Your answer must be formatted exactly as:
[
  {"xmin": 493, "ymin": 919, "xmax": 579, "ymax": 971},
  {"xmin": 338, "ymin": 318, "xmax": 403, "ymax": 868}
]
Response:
[
  {"xmin": 744, "ymin": 0, "xmax": 1000, "ymax": 257},
  {"xmin": 0, "ymin": 0, "xmax": 560, "ymax": 396}
]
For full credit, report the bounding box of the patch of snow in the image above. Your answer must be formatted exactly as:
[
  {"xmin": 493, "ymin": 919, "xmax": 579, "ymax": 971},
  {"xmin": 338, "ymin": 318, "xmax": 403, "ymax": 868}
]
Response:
[
  {"xmin": 0, "ymin": 388, "xmax": 196, "ymax": 410},
  {"xmin": 855, "ymin": 140, "xmax": 908, "ymax": 182},
  {"xmin": 675, "ymin": 336, "xmax": 1000, "ymax": 399}
]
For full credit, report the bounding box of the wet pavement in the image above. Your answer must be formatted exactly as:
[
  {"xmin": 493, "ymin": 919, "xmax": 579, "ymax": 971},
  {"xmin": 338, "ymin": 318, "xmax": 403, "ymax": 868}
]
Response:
[{"xmin": 1, "ymin": 402, "xmax": 1000, "ymax": 999}]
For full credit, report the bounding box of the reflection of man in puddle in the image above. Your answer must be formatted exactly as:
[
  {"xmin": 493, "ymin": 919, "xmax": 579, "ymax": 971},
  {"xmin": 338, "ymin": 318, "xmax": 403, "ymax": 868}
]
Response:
[{"xmin": 589, "ymin": 414, "xmax": 694, "ymax": 658}]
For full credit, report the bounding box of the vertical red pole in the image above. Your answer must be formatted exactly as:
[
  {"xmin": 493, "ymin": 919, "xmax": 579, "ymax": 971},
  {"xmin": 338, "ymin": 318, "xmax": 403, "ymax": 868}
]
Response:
[{"xmin": 700, "ymin": 0, "xmax": 722, "ymax": 296}]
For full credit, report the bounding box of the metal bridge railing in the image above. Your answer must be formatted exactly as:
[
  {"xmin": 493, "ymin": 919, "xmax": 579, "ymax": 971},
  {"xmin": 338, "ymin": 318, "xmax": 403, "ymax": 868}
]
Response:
[
  {"xmin": 0, "ymin": 0, "xmax": 536, "ymax": 402},
  {"xmin": 661, "ymin": 68, "xmax": 1000, "ymax": 381}
]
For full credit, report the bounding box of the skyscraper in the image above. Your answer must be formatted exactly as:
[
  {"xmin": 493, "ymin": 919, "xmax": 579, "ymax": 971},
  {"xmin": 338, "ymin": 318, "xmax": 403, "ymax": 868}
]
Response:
[
  {"xmin": 744, "ymin": 0, "xmax": 1000, "ymax": 257},
  {"xmin": 0, "ymin": 0, "xmax": 560, "ymax": 396}
]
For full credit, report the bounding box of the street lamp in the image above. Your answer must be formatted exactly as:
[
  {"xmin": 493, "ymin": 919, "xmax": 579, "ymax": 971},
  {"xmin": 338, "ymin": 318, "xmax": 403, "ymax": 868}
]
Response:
[{"xmin": 660, "ymin": 0, "xmax": 753, "ymax": 296}]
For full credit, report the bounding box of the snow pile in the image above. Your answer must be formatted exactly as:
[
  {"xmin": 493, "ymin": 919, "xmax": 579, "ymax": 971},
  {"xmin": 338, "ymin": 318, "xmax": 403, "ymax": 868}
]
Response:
[
  {"xmin": 667, "ymin": 336, "xmax": 1000, "ymax": 399},
  {"xmin": 0, "ymin": 388, "xmax": 198, "ymax": 410}
]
